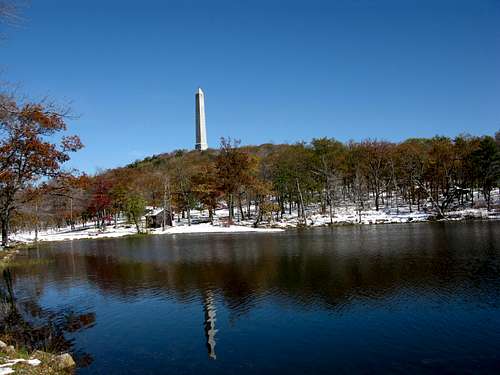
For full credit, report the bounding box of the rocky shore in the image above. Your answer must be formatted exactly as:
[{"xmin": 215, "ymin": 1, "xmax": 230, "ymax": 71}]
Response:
[
  {"xmin": 0, "ymin": 250, "xmax": 77, "ymax": 375},
  {"xmin": 0, "ymin": 340, "xmax": 75, "ymax": 375}
]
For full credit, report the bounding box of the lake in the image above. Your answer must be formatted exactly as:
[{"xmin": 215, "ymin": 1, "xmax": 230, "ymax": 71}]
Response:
[{"xmin": 8, "ymin": 221, "xmax": 500, "ymax": 374}]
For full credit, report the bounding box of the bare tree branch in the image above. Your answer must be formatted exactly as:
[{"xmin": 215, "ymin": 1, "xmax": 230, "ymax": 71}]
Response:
[{"xmin": 0, "ymin": 0, "xmax": 25, "ymax": 26}]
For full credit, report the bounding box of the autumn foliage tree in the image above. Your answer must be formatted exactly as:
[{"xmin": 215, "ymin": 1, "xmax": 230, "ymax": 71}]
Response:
[
  {"xmin": 86, "ymin": 176, "xmax": 113, "ymax": 229},
  {"xmin": 0, "ymin": 98, "xmax": 83, "ymax": 246},
  {"xmin": 215, "ymin": 137, "xmax": 258, "ymax": 224},
  {"xmin": 192, "ymin": 161, "xmax": 221, "ymax": 224}
]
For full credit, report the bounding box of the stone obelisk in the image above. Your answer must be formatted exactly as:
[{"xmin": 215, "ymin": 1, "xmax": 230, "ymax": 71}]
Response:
[{"xmin": 195, "ymin": 88, "xmax": 208, "ymax": 151}]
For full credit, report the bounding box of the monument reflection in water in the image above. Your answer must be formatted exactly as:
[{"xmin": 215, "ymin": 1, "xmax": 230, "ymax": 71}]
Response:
[
  {"xmin": 9, "ymin": 221, "xmax": 500, "ymax": 374},
  {"xmin": 203, "ymin": 290, "xmax": 217, "ymax": 360}
]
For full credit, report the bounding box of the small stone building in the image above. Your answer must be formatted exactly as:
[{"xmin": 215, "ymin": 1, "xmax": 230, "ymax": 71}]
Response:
[{"xmin": 145, "ymin": 208, "xmax": 172, "ymax": 228}]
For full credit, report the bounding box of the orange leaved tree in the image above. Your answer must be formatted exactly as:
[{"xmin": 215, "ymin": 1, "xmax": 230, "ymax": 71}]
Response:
[{"xmin": 0, "ymin": 97, "xmax": 83, "ymax": 246}]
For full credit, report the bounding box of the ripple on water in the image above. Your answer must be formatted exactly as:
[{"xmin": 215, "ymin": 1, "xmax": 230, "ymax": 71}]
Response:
[{"xmin": 7, "ymin": 222, "xmax": 500, "ymax": 374}]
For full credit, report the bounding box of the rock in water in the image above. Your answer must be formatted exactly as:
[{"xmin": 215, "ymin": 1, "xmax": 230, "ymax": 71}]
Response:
[{"xmin": 55, "ymin": 353, "xmax": 76, "ymax": 369}]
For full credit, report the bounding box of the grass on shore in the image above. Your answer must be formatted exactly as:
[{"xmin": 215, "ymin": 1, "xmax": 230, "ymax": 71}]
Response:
[
  {"xmin": 0, "ymin": 344, "xmax": 74, "ymax": 374},
  {"xmin": 0, "ymin": 246, "xmax": 74, "ymax": 374}
]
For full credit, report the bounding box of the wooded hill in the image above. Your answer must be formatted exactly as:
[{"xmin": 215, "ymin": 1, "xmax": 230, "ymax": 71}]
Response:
[{"xmin": 10, "ymin": 132, "xmax": 500, "ymax": 240}]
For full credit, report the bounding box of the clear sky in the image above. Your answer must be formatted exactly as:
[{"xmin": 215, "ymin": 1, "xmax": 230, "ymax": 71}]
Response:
[{"xmin": 1, "ymin": 0, "xmax": 499, "ymax": 173}]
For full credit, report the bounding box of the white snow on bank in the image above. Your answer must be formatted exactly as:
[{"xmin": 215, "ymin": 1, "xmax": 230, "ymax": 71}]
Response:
[
  {"xmin": 8, "ymin": 202, "xmax": 500, "ymax": 246},
  {"xmin": 12, "ymin": 224, "xmax": 140, "ymax": 243},
  {"xmin": 155, "ymin": 222, "xmax": 282, "ymax": 235},
  {"xmin": 10, "ymin": 221, "xmax": 283, "ymax": 245},
  {"xmin": 273, "ymin": 207, "xmax": 499, "ymax": 228},
  {"xmin": 0, "ymin": 358, "xmax": 41, "ymax": 374}
]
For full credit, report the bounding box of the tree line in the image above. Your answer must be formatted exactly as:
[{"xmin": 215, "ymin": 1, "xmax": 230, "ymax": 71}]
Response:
[{"xmin": 3, "ymin": 125, "xmax": 499, "ymax": 246}]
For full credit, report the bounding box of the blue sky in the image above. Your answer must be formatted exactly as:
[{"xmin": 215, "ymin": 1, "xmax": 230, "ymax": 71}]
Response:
[{"xmin": 1, "ymin": 0, "xmax": 499, "ymax": 173}]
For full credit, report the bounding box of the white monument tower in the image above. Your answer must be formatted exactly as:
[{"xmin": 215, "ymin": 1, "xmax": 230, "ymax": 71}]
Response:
[{"xmin": 195, "ymin": 88, "xmax": 208, "ymax": 151}]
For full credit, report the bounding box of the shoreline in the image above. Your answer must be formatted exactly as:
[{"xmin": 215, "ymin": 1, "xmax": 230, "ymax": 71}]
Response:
[
  {"xmin": 0, "ymin": 340, "xmax": 75, "ymax": 375},
  {"xmin": 6, "ymin": 207, "xmax": 500, "ymax": 247}
]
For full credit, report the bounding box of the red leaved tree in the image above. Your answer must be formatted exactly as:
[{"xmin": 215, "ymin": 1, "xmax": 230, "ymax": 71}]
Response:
[{"xmin": 0, "ymin": 97, "xmax": 83, "ymax": 246}]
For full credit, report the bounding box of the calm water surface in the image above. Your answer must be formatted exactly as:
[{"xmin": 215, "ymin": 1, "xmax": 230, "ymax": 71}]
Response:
[{"xmin": 10, "ymin": 222, "xmax": 500, "ymax": 374}]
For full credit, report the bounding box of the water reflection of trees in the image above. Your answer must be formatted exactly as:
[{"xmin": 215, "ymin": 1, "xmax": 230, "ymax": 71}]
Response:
[
  {"xmin": 1, "ymin": 268, "xmax": 95, "ymax": 367},
  {"xmin": 8, "ymin": 224, "xmax": 500, "ymax": 362},
  {"xmin": 16, "ymin": 223, "xmax": 500, "ymax": 315}
]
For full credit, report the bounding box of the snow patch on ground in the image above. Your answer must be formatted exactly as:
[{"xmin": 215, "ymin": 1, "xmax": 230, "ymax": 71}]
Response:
[
  {"xmin": 272, "ymin": 207, "xmax": 499, "ymax": 228},
  {"xmin": 11, "ymin": 221, "xmax": 283, "ymax": 245},
  {"xmin": 153, "ymin": 223, "xmax": 282, "ymax": 235},
  {"xmin": 9, "ymin": 203, "xmax": 500, "ymax": 245},
  {"xmin": 0, "ymin": 358, "xmax": 41, "ymax": 374}
]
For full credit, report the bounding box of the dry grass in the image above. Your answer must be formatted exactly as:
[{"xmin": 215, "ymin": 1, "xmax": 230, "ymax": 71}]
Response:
[{"xmin": 0, "ymin": 347, "xmax": 74, "ymax": 374}]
